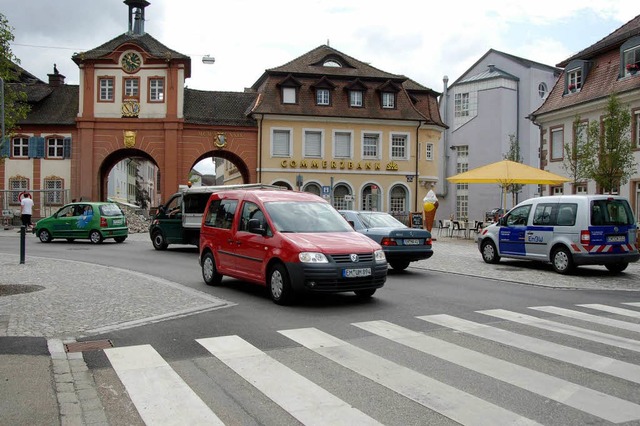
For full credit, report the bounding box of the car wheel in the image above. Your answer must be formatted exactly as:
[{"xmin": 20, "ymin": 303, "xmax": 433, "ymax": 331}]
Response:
[
  {"xmin": 152, "ymin": 231, "xmax": 168, "ymax": 250},
  {"xmin": 66, "ymin": 238, "xmax": 75, "ymax": 242},
  {"xmin": 38, "ymin": 229, "xmax": 52, "ymax": 243},
  {"xmin": 201, "ymin": 252, "xmax": 222, "ymax": 286},
  {"xmin": 89, "ymin": 230, "xmax": 104, "ymax": 244},
  {"xmin": 269, "ymin": 263, "xmax": 294, "ymax": 305},
  {"xmin": 354, "ymin": 289, "xmax": 376, "ymax": 298},
  {"xmin": 481, "ymin": 240, "xmax": 500, "ymax": 264},
  {"xmin": 389, "ymin": 261, "xmax": 410, "ymax": 271},
  {"xmin": 114, "ymin": 236, "xmax": 127, "ymax": 243},
  {"xmin": 605, "ymin": 262, "xmax": 628, "ymax": 273},
  {"xmin": 551, "ymin": 246, "xmax": 575, "ymax": 274}
]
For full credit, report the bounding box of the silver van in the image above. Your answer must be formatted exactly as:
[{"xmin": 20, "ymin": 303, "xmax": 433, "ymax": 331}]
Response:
[{"xmin": 477, "ymin": 195, "xmax": 639, "ymax": 274}]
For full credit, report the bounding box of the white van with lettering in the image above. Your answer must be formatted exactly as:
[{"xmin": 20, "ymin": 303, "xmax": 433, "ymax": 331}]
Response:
[{"xmin": 477, "ymin": 195, "xmax": 639, "ymax": 274}]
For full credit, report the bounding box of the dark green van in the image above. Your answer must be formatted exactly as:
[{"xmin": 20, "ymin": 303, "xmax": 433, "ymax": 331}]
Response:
[{"xmin": 34, "ymin": 202, "xmax": 128, "ymax": 244}]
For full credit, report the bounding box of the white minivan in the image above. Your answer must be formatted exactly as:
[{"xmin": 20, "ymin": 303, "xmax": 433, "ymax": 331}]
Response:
[{"xmin": 477, "ymin": 195, "xmax": 639, "ymax": 274}]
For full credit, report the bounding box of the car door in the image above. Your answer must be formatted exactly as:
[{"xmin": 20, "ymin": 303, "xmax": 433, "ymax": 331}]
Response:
[
  {"xmin": 526, "ymin": 202, "xmax": 557, "ymax": 260},
  {"xmin": 498, "ymin": 204, "xmax": 532, "ymax": 256},
  {"xmin": 159, "ymin": 194, "xmax": 184, "ymax": 243},
  {"xmin": 209, "ymin": 198, "xmax": 239, "ymax": 275},
  {"xmin": 52, "ymin": 205, "xmax": 78, "ymax": 238},
  {"xmin": 234, "ymin": 201, "xmax": 271, "ymax": 280}
]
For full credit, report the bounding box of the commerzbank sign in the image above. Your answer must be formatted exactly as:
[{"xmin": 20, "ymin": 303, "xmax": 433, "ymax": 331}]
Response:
[{"xmin": 280, "ymin": 160, "xmax": 400, "ymax": 171}]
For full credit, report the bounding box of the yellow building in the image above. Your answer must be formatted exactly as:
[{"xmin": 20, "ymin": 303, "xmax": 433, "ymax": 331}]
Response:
[{"xmin": 226, "ymin": 45, "xmax": 446, "ymax": 219}]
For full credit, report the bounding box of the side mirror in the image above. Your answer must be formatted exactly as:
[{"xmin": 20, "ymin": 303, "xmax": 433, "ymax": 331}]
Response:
[{"xmin": 248, "ymin": 218, "xmax": 267, "ymax": 235}]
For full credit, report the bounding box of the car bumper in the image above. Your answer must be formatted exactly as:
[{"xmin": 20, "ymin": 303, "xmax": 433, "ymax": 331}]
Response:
[
  {"xmin": 572, "ymin": 252, "xmax": 640, "ymax": 266},
  {"xmin": 285, "ymin": 261, "xmax": 387, "ymax": 293},
  {"xmin": 384, "ymin": 248, "xmax": 433, "ymax": 262}
]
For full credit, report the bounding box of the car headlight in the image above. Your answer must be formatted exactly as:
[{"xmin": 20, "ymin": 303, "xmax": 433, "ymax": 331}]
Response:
[
  {"xmin": 299, "ymin": 252, "xmax": 328, "ymax": 263},
  {"xmin": 374, "ymin": 249, "xmax": 386, "ymax": 263}
]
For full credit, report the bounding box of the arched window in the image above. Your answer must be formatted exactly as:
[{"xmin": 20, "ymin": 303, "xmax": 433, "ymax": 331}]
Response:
[
  {"xmin": 361, "ymin": 184, "xmax": 381, "ymax": 211},
  {"xmin": 389, "ymin": 185, "xmax": 407, "ymax": 213},
  {"xmin": 332, "ymin": 184, "xmax": 352, "ymax": 210},
  {"xmin": 303, "ymin": 182, "xmax": 321, "ymax": 196},
  {"xmin": 272, "ymin": 180, "xmax": 292, "ymax": 190}
]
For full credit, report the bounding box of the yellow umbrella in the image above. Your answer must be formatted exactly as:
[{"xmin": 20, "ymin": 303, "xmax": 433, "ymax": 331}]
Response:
[{"xmin": 447, "ymin": 160, "xmax": 571, "ymax": 210}]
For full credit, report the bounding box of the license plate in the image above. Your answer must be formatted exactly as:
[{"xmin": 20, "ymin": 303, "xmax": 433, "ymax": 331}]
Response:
[
  {"xmin": 343, "ymin": 268, "xmax": 371, "ymax": 278},
  {"xmin": 404, "ymin": 239, "xmax": 420, "ymax": 245},
  {"xmin": 606, "ymin": 235, "xmax": 625, "ymax": 243},
  {"xmin": 113, "ymin": 219, "xmax": 123, "ymax": 225}
]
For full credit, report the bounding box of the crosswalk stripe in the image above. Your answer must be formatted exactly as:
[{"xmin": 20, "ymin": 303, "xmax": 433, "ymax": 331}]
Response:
[
  {"xmin": 279, "ymin": 327, "xmax": 541, "ymax": 426},
  {"xmin": 578, "ymin": 303, "xmax": 640, "ymax": 318},
  {"xmin": 197, "ymin": 335, "xmax": 381, "ymax": 426},
  {"xmin": 354, "ymin": 320, "xmax": 640, "ymax": 423},
  {"xmin": 104, "ymin": 344, "xmax": 223, "ymax": 426},
  {"xmin": 479, "ymin": 309, "xmax": 640, "ymax": 353},
  {"xmin": 529, "ymin": 306, "xmax": 640, "ymax": 333},
  {"xmin": 418, "ymin": 314, "xmax": 640, "ymax": 384},
  {"xmin": 624, "ymin": 302, "xmax": 640, "ymax": 308}
]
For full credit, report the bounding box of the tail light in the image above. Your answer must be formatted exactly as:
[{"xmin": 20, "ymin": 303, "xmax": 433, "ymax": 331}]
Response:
[
  {"xmin": 380, "ymin": 237, "xmax": 397, "ymax": 246},
  {"xmin": 424, "ymin": 238, "xmax": 432, "ymax": 245},
  {"xmin": 580, "ymin": 230, "xmax": 590, "ymax": 244},
  {"xmin": 100, "ymin": 217, "xmax": 108, "ymax": 228}
]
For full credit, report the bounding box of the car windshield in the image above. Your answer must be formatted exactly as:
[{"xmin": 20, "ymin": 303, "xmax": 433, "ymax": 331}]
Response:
[
  {"xmin": 100, "ymin": 204, "xmax": 124, "ymax": 217},
  {"xmin": 357, "ymin": 212, "xmax": 405, "ymax": 228},
  {"xmin": 265, "ymin": 201, "xmax": 353, "ymax": 233}
]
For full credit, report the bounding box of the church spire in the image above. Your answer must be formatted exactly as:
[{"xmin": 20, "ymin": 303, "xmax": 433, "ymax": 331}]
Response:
[{"xmin": 124, "ymin": 0, "xmax": 150, "ymax": 36}]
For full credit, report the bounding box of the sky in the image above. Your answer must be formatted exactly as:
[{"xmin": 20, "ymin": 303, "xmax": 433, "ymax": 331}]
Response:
[{"xmin": 2, "ymin": 1, "xmax": 638, "ymax": 174}]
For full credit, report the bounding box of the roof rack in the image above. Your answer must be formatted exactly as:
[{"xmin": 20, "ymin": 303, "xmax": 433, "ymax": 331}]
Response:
[{"xmin": 177, "ymin": 183, "xmax": 287, "ymax": 194}]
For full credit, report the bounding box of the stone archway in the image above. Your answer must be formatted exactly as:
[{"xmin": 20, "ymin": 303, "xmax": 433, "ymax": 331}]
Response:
[
  {"xmin": 193, "ymin": 149, "xmax": 251, "ymax": 184},
  {"xmin": 98, "ymin": 148, "xmax": 157, "ymax": 201}
]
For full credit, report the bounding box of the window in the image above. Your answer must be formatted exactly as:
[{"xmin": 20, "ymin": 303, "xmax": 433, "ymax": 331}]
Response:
[
  {"xmin": 538, "ymin": 82, "xmax": 548, "ymax": 99},
  {"xmin": 623, "ymin": 45, "xmax": 640, "ymax": 76},
  {"xmin": 454, "ymin": 93, "xmax": 469, "ymax": 117},
  {"xmin": 47, "ymin": 137, "xmax": 64, "ymax": 158},
  {"xmin": 362, "ymin": 184, "xmax": 380, "ymax": 211},
  {"xmin": 381, "ymin": 92, "xmax": 395, "ymax": 108},
  {"xmin": 551, "ymin": 185, "xmax": 564, "ymax": 195},
  {"xmin": 303, "ymin": 183, "xmax": 321, "ymax": 196},
  {"xmin": 533, "ymin": 204, "xmax": 554, "ymax": 225},
  {"xmin": 12, "ymin": 137, "xmax": 28, "ymax": 158},
  {"xmin": 332, "ymin": 184, "xmax": 351, "ymax": 210},
  {"xmin": 303, "ymin": 130, "xmax": 322, "ymax": 157},
  {"xmin": 551, "ymin": 127, "xmax": 564, "ymax": 160},
  {"xmin": 204, "ymin": 199, "xmax": 238, "ymax": 229},
  {"xmin": 239, "ymin": 201, "xmax": 268, "ymax": 234},
  {"xmin": 567, "ymin": 68, "xmax": 582, "ymax": 91},
  {"xmin": 391, "ymin": 134, "xmax": 408, "ymax": 160},
  {"xmin": 334, "ymin": 132, "xmax": 351, "ymax": 158},
  {"xmin": 99, "ymin": 77, "xmax": 114, "ymax": 101},
  {"xmin": 575, "ymin": 184, "xmax": 587, "ymax": 194},
  {"xmin": 456, "ymin": 184, "xmax": 469, "ymax": 220},
  {"xmin": 362, "ymin": 133, "xmax": 380, "ymax": 159},
  {"xmin": 272, "ymin": 129, "xmax": 291, "ymax": 157},
  {"xmin": 425, "ymin": 143, "xmax": 433, "ymax": 160},
  {"xmin": 44, "ymin": 178, "xmax": 64, "ymax": 205},
  {"xmin": 505, "ymin": 205, "xmax": 531, "ymax": 226},
  {"xmin": 149, "ymin": 78, "xmax": 164, "ymax": 102},
  {"xmin": 389, "ymin": 185, "xmax": 406, "ymax": 213},
  {"xmin": 124, "ymin": 77, "xmax": 139, "ymax": 99},
  {"xmin": 316, "ymin": 89, "xmax": 330, "ymax": 105},
  {"xmin": 635, "ymin": 111, "xmax": 640, "ymax": 149},
  {"xmin": 350, "ymin": 90, "xmax": 363, "ymax": 107},
  {"xmin": 282, "ymin": 87, "xmax": 296, "ymax": 104},
  {"xmin": 9, "ymin": 177, "xmax": 28, "ymax": 204}
]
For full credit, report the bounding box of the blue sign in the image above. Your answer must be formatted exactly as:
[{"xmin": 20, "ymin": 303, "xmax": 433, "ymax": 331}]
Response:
[{"xmin": 322, "ymin": 186, "xmax": 331, "ymax": 195}]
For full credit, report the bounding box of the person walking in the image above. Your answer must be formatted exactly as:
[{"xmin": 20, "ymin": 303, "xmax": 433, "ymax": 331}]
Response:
[{"xmin": 20, "ymin": 192, "xmax": 34, "ymax": 230}]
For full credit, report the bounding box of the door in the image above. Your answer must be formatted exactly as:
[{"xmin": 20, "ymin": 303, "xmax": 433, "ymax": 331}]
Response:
[
  {"xmin": 235, "ymin": 201, "xmax": 270, "ymax": 281},
  {"xmin": 498, "ymin": 204, "xmax": 531, "ymax": 256},
  {"xmin": 159, "ymin": 194, "xmax": 184, "ymax": 243},
  {"xmin": 526, "ymin": 202, "xmax": 557, "ymax": 260}
]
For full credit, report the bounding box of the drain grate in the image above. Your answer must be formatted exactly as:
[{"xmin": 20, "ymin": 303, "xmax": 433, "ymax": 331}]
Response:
[{"xmin": 65, "ymin": 339, "xmax": 113, "ymax": 353}]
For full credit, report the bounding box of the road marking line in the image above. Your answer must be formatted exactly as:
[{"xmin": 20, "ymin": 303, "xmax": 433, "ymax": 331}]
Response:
[
  {"xmin": 354, "ymin": 320, "xmax": 640, "ymax": 423},
  {"xmin": 579, "ymin": 304, "xmax": 640, "ymax": 318},
  {"xmin": 479, "ymin": 309, "xmax": 640, "ymax": 353},
  {"xmin": 530, "ymin": 306, "xmax": 640, "ymax": 333},
  {"xmin": 197, "ymin": 335, "xmax": 381, "ymax": 426},
  {"xmin": 280, "ymin": 327, "xmax": 541, "ymax": 426},
  {"xmin": 418, "ymin": 314, "xmax": 640, "ymax": 384},
  {"xmin": 104, "ymin": 344, "xmax": 223, "ymax": 426}
]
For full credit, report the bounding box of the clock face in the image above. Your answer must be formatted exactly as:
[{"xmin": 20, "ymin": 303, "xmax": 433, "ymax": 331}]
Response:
[{"xmin": 121, "ymin": 52, "xmax": 142, "ymax": 73}]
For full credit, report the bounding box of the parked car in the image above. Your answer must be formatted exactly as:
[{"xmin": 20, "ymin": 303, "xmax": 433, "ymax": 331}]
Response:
[
  {"xmin": 339, "ymin": 210, "xmax": 433, "ymax": 271},
  {"xmin": 34, "ymin": 202, "xmax": 128, "ymax": 244},
  {"xmin": 199, "ymin": 189, "xmax": 387, "ymax": 304},
  {"xmin": 477, "ymin": 195, "xmax": 639, "ymax": 274},
  {"xmin": 149, "ymin": 184, "xmax": 283, "ymax": 250}
]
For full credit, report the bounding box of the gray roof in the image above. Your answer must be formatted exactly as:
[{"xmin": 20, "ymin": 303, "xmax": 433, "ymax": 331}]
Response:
[
  {"xmin": 16, "ymin": 84, "xmax": 79, "ymax": 126},
  {"xmin": 72, "ymin": 33, "xmax": 189, "ymax": 62},
  {"xmin": 458, "ymin": 66, "xmax": 519, "ymax": 84},
  {"xmin": 183, "ymin": 89, "xmax": 258, "ymax": 127}
]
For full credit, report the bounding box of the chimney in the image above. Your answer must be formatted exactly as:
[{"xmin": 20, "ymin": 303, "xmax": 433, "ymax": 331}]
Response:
[
  {"xmin": 488, "ymin": 64, "xmax": 496, "ymax": 72},
  {"xmin": 48, "ymin": 64, "xmax": 65, "ymax": 87}
]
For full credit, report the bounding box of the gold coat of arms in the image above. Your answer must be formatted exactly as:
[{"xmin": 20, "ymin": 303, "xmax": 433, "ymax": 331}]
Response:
[{"xmin": 214, "ymin": 133, "xmax": 227, "ymax": 148}]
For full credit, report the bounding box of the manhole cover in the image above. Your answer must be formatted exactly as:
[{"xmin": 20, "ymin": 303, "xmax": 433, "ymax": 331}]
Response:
[
  {"xmin": 65, "ymin": 339, "xmax": 114, "ymax": 353},
  {"xmin": 0, "ymin": 284, "xmax": 45, "ymax": 297}
]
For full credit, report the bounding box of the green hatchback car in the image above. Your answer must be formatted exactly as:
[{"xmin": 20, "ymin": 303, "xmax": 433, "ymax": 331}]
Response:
[{"xmin": 34, "ymin": 202, "xmax": 128, "ymax": 244}]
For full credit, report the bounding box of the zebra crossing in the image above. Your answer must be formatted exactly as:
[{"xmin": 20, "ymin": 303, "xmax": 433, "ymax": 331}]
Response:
[{"xmin": 104, "ymin": 301, "xmax": 640, "ymax": 425}]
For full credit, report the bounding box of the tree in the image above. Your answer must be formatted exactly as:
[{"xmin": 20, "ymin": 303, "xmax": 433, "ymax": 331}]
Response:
[
  {"xmin": 562, "ymin": 116, "xmax": 595, "ymax": 191},
  {"xmin": 582, "ymin": 94, "xmax": 637, "ymax": 194},
  {"xmin": 502, "ymin": 134, "xmax": 523, "ymax": 206},
  {"xmin": 0, "ymin": 13, "xmax": 29, "ymax": 152}
]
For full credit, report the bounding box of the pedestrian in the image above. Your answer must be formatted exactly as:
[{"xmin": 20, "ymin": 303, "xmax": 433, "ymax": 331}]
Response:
[{"xmin": 20, "ymin": 192, "xmax": 34, "ymax": 230}]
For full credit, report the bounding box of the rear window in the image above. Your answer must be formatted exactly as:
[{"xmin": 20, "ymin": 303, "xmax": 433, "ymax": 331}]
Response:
[
  {"xmin": 185, "ymin": 193, "xmax": 211, "ymax": 214},
  {"xmin": 99, "ymin": 204, "xmax": 124, "ymax": 217},
  {"xmin": 591, "ymin": 199, "xmax": 635, "ymax": 226}
]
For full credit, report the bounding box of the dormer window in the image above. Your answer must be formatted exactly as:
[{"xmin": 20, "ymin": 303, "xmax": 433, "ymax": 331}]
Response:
[
  {"xmin": 382, "ymin": 92, "xmax": 395, "ymax": 109},
  {"xmin": 323, "ymin": 59, "xmax": 341, "ymax": 67},
  {"xmin": 567, "ymin": 68, "xmax": 582, "ymax": 91},
  {"xmin": 316, "ymin": 88, "xmax": 330, "ymax": 105},
  {"xmin": 278, "ymin": 74, "xmax": 302, "ymax": 105},
  {"xmin": 623, "ymin": 45, "xmax": 640, "ymax": 76},
  {"xmin": 282, "ymin": 87, "xmax": 296, "ymax": 104},
  {"xmin": 350, "ymin": 90, "xmax": 363, "ymax": 107},
  {"xmin": 563, "ymin": 60, "xmax": 591, "ymax": 95}
]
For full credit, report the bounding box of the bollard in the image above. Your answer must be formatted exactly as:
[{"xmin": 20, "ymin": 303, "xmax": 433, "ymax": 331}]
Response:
[{"xmin": 20, "ymin": 225, "xmax": 25, "ymax": 264}]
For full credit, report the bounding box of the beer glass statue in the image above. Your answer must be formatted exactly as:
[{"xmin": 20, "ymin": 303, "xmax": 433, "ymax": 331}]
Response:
[{"xmin": 423, "ymin": 183, "xmax": 439, "ymax": 233}]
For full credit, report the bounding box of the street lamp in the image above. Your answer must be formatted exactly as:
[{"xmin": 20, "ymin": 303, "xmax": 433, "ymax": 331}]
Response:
[{"xmin": 202, "ymin": 55, "xmax": 216, "ymax": 64}]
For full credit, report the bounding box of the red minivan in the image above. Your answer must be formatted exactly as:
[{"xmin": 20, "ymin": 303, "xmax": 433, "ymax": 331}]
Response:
[{"xmin": 199, "ymin": 188, "xmax": 387, "ymax": 304}]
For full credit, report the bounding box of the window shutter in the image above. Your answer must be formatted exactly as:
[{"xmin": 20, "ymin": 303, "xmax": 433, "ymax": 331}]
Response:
[
  {"xmin": 273, "ymin": 130, "xmax": 290, "ymax": 156},
  {"xmin": 63, "ymin": 137, "xmax": 72, "ymax": 158},
  {"xmin": 304, "ymin": 132, "xmax": 321, "ymax": 157},
  {"xmin": 335, "ymin": 133, "xmax": 351, "ymax": 158},
  {"xmin": 28, "ymin": 137, "xmax": 45, "ymax": 158},
  {"xmin": 0, "ymin": 137, "xmax": 9, "ymax": 157}
]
